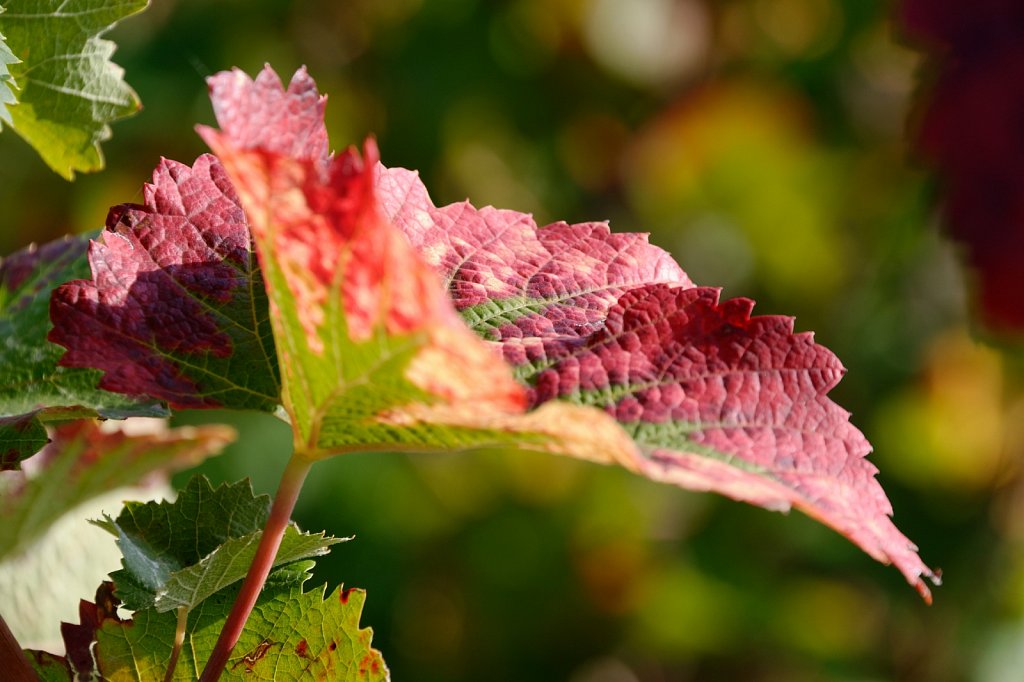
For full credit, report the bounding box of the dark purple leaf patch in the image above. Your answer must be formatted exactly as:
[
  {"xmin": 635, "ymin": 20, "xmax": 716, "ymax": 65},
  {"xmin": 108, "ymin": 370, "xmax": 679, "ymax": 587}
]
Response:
[{"xmin": 49, "ymin": 155, "xmax": 279, "ymax": 411}]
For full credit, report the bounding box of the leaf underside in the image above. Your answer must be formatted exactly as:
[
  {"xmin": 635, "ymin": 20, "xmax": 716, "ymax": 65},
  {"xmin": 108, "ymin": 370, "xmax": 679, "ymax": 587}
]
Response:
[
  {"xmin": 375, "ymin": 102, "xmax": 940, "ymax": 599},
  {"xmin": 0, "ymin": 0, "xmax": 149, "ymax": 178}
]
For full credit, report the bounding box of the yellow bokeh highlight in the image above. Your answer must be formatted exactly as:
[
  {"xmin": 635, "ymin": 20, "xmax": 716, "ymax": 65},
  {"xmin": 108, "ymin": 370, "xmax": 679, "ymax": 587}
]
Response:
[{"xmin": 874, "ymin": 329, "xmax": 1016, "ymax": 492}]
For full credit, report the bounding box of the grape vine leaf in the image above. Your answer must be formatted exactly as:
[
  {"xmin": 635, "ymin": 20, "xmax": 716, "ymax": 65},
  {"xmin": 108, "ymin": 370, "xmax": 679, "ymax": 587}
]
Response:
[
  {"xmin": 0, "ymin": 420, "xmax": 233, "ymax": 561},
  {"xmin": 44, "ymin": 64, "xmax": 935, "ymax": 599},
  {"xmin": 0, "ymin": 235, "xmax": 167, "ymax": 461},
  {"xmin": 900, "ymin": 0, "xmax": 1024, "ymax": 334},
  {"xmin": 94, "ymin": 475, "xmax": 344, "ymax": 613},
  {"xmin": 0, "ymin": 0, "xmax": 148, "ymax": 178},
  {"xmin": 49, "ymin": 154, "xmax": 281, "ymax": 411},
  {"xmin": 28, "ymin": 568, "xmax": 389, "ymax": 680}
]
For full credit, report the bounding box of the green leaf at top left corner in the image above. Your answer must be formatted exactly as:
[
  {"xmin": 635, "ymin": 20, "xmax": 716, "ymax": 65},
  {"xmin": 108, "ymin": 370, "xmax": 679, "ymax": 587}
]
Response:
[{"xmin": 0, "ymin": 0, "xmax": 150, "ymax": 179}]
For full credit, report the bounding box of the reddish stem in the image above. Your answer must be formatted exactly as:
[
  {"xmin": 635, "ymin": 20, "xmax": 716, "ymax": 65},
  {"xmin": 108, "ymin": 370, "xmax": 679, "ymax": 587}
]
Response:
[
  {"xmin": 0, "ymin": 612, "xmax": 37, "ymax": 682},
  {"xmin": 198, "ymin": 453, "xmax": 313, "ymax": 681}
]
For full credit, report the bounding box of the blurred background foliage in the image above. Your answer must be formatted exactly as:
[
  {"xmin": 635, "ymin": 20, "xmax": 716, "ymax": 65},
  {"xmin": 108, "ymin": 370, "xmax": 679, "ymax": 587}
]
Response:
[{"xmin": 3, "ymin": 0, "xmax": 1024, "ymax": 680}]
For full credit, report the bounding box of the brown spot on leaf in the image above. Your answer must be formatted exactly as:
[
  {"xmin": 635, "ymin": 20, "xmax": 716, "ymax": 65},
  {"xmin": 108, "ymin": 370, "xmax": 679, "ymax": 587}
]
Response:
[
  {"xmin": 230, "ymin": 638, "xmax": 278, "ymax": 672},
  {"xmin": 328, "ymin": 641, "xmax": 337, "ymax": 652},
  {"xmin": 295, "ymin": 639, "xmax": 309, "ymax": 658},
  {"xmin": 340, "ymin": 587, "xmax": 354, "ymax": 604}
]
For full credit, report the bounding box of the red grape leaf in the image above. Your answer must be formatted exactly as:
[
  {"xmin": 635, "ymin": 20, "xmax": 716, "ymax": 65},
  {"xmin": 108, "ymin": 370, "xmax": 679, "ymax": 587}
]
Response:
[
  {"xmin": 49, "ymin": 154, "xmax": 280, "ymax": 410},
  {"xmin": 48, "ymin": 64, "xmax": 933, "ymax": 599},
  {"xmin": 901, "ymin": 0, "xmax": 1024, "ymax": 333},
  {"xmin": 376, "ymin": 150, "xmax": 939, "ymax": 600}
]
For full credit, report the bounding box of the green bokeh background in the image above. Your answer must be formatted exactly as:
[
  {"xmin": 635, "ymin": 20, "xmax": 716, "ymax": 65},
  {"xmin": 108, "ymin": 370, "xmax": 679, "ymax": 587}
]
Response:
[{"xmin": 4, "ymin": 1, "xmax": 1024, "ymax": 680}]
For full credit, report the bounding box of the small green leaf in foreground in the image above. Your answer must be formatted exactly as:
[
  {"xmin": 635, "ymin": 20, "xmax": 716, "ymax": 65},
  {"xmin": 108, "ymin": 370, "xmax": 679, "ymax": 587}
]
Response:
[
  {"xmin": 0, "ymin": 0, "xmax": 149, "ymax": 178},
  {"xmin": 0, "ymin": 420, "xmax": 233, "ymax": 561},
  {"xmin": 28, "ymin": 565, "xmax": 389, "ymax": 681},
  {"xmin": 95, "ymin": 475, "xmax": 344, "ymax": 613},
  {"xmin": 102, "ymin": 563, "xmax": 387, "ymax": 681}
]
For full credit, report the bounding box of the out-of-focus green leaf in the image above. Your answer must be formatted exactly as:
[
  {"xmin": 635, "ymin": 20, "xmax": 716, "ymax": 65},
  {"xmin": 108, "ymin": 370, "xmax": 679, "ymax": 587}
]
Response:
[
  {"xmin": 0, "ymin": 0, "xmax": 149, "ymax": 178},
  {"xmin": 0, "ymin": 420, "xmax": 233, "ymax": 560}
]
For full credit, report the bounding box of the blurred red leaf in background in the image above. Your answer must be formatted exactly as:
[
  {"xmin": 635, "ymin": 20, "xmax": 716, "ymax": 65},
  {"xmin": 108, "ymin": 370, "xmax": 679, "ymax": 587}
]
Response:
[{"xmin": 901, "ymin": 0, "xmax": 1024, "ymax": 334}]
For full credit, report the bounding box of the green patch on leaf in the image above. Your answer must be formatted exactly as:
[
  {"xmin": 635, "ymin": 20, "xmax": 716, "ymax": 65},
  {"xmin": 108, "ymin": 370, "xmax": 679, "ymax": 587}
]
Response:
[
  {"xmin": 95, "ymin": 475, "xmax": 343, "ymax": 612},
  {"xmin": 0, "ymin": 0, "xmax": 149, "ymax": 178},
  {"xmin": 458, "ymin": 295, "xmax": 549, "ymax": 340},
  {"xmin": 26, "ymin": 650, "xmax": 73, "ymax": 681}
]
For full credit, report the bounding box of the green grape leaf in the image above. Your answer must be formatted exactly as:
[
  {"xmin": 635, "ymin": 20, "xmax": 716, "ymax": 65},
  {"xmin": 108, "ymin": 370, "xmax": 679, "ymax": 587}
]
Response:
[
  {"xmin": 95, "ymin": 475, "xmax": 344, "ymax": 612},
  {"xmin": 29, "ymin": 568, "xmax": 389, "ymax": 681},
  {"xmin": 0, "ymin": 235, "xmax": 167, "ymax": 460},
  {"xmin": 0, "ymin": 420, "xmax": 233, "ymax": 561},
  {"xmin": 0, "ymin": 0, "xmax": 148, "ymax": 178}
]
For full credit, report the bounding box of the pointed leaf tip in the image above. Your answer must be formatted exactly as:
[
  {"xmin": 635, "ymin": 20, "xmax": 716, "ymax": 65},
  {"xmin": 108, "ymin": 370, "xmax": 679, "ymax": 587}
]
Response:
[{"xmin": 203, "ymin": 64, "xmax": 329, "ymax": 166}]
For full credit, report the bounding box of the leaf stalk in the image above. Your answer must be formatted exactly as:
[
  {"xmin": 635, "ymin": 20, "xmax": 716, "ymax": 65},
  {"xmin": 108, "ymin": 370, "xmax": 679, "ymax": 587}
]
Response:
[
  {"xmin": 198, "ymin": 452, "xmax": 313, "ymax": 681},
  {"xmin": 163, "ymin": 606, "xmax": 188, "ymax": 682},
  {"xmin": 0, "ymin": 611, "xmax": 36, "ymax": 682}
]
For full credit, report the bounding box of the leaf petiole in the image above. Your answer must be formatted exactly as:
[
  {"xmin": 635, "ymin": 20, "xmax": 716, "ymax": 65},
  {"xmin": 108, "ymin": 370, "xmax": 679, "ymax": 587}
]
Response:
[
  {"xmin": 163, "ymin": 606, "xmax": 188, "ymax": 682},
  {"xmin": 197, "ymin": 452, "xmax": 313, "ymax": 681},
  {"xmin": 0, "ymin": 611, "xmax": 35, "ymax": 682}
]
